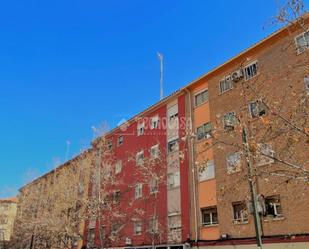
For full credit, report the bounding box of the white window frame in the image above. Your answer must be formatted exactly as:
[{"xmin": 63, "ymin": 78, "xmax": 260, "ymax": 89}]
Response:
[
  {"xmin": 149, "ymin": 177, "xmax": 159, "ymax": 193},
  {"xmin": 113, "ymin": 190, "xmax": 121, "ymax": 203},
  {"xmin": 226, "ymin": 152, "xmax": 241, "ymax": 174},
  {"xmin": 257, "ymin": 143, "xmax": 275, "ymax": 166},
  {"xmin": 265, "ymin": 195, "xmax": 283, "ymax": 217},
  {"xmin": 201, "ymin": 207, "xmax": 218, "ymax": 226},
  {"xmin": 167, "ymin": 138, "xmax": 179, "ymax": 153},
  {"xmin": 150, "ymin": 144, "xmax": 159, "ymax": 159},
  {"xmin": 196, "ymin": 122, "xmax": 212, "ymax": 140},
  {"xmin": 100, "ymin": 225, "xmax": 106, "ymax": 239},
  {"xmin": 198, "ymin": 160, "xmax": 215, "ymax": 181},
  {"xmin": 151, "ymin": 115, "xmax": 159, "ymax": 129},
  {"xmin": 87, "ymin": 228, "xmax": 95, "ymax": 246},
  {"xmin": 223, "ymin": 111, "xmax": 238, "ymax": 130},
  {"xmin": 219, "ymin": 75, "xmax": 233, "ymax": 93},
  {"xmin": 136, "ymin": 150, "xmax": 144, "ymax": 165},
  {"xmin": 233, "ymin": 202, "xmax": 248, "ymax": 223},
  {"xmin": 137, "ymin": 122, "xmax": 145, "ymax": 136},
  {"xmin": 244, "ymin": 61, "xmax": 258, "ymax": 80},
  {"xmin": 194, "ymin": 88, "xmax": 209, "ymax": 107},
  {"xmin": 294, "ymin": 30, "xmax": 309, "ymax": 54},
  {"xmin": 168, "ymin": 213, "xmax": 182, "ymax": 230},
  {"xmin": 167, "ymin": 104, "xmax": 178, "ymax": 121},
  {"xmin": 134, "ymin": 183, "xmax": 143, "ymax": 199},
  {"xmin": 115, "ymin": 160, "xmax": 122, "ymax": 174},
  {"xmin": 168, "ymin": 171, "xmax": 180, "ymax": 189},
  {"xmin": 248, "ymin": 100, "xmax": 267, "ymax": 118},
  {"xmin": 133, "ymin": 220, "xmax": 143, "ymax": 235},
  {"xmin": 148, "ymin": 217, "xmax": 158, "ymax": 232}
]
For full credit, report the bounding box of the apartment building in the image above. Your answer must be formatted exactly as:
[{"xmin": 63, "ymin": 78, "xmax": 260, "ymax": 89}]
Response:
[
  {"xmin": 184, "ymin": 78, "xmax": 219, "ymax": 242},
  {"xmin": 12, "ymin": 149, "xmax": 92, "ymax": 249},
  {"xmin": 184, "ymin": 14, "xmax": 309, "ymax": 249},
  {"xmin": 84, "ymin": 91, "xmax": 191, "ymax": 249},
  {"xmin": 84, "ymin": 15, "xmax": 309, "ymax": 249},
  {"xmin": 0, "ymin": 197, "xmax": 17, "ymax": 247},
  {"xmin": 11, "ymin": 13, "xmax": 309, "ymax": 249}
]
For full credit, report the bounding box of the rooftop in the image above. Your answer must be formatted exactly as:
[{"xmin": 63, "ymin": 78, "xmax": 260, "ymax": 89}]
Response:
[{"xmin": 0, "ymin": 196, "xmax": 18, "ymax": 203}]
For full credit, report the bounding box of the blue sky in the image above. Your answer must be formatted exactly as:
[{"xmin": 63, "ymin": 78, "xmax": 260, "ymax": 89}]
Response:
[{"xmin": 0, "ymin": 0, "xmax": 308, "ymax": 197}]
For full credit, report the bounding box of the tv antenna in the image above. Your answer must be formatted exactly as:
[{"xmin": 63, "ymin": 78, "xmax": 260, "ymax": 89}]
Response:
[{"xmin": 157, "ymin": 52, "xmax": 164, "ymax": 100}]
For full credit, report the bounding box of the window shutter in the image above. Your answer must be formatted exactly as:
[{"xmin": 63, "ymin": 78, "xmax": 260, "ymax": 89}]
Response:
[{"xmin": 167, "ymin": 104, "xmax": 178, "ymax": 118}]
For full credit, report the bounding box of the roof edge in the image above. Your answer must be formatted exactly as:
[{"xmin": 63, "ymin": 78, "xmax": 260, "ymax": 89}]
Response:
[{"xmin": 182, "ymin": 12, "xmax": 309, "ymax": 90}]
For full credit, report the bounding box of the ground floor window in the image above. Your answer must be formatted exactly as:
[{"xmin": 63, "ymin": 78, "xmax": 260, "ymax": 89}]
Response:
[
  {"xmin": 201, "ymin": 207, "xmax": 218, "ymax": 226},
  {"xmin": 87, "ymin": 228, "xmax": 95, "ymax": 247},
  {"xmin": 232, "ymin": 202, "xmax": 248, "ymax": 223}
]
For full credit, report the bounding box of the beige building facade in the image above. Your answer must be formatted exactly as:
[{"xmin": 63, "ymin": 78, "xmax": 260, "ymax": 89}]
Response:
[
  {"xmin": 12, "ymin": 149, "xmax": 92, "ymax": 249},
  {"xmin": 0, "ymin": 197, "xmax": 18, "ymax": 245}
]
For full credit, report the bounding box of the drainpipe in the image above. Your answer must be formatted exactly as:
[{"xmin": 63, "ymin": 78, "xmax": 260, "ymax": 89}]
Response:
[{"xmin": 184, "ymin": 88, "xmax": 198, "ymax": 243}]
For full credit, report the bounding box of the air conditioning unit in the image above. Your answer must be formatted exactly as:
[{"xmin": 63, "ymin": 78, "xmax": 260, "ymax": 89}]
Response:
[
  {"xmin": 231, "ymin": 69, "xmax": 244, "ymax": 82},
  {"xmin": 221, "ymin": 234, "xmax": 229, "ymax": 240}
]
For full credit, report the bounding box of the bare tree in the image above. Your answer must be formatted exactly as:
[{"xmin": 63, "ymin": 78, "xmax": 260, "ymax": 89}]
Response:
[
  {"xmin": 11, "ymin": 150, "xmax": 93, "ymax": 249},
  {"xmin": 86, "ymin": 115, "xmax": 185, "ymax": 249},
  {"xmin": 194, "ymin": 2, "xmax": 308, "ymax": 248}
]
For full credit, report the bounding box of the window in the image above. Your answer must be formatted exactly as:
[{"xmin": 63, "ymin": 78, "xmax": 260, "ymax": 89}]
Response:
[
  {"xmin": 265, "ymin": 195, "xmax": 283, "ymax": 217},
  {"xmin": 226, "ymin": 152, "xmax": 241, "ymax": 174},
  {"xmin": 195, "ymin": 89, "xmax": 209, "ymax": 107},
  {"xmin": 201, "ymin": 207, "xmax": 218, "ymax": 226},
  {"xmin": 305, "ymin": 77, "xmax": 309, "ymax": 91},
  {"xmin": 115, "ymin": 160, "xmax": 122, "ymax": 174},
  {"xmin": 135, "ymin": 183, "xmax": 143, "ymax": 199},
  {"xmin": 168, "ymin": 172, "xmax": 180, "ymax": 189},
  {"xmin": 102, "ymin": 195, "xmax": 109, "ymax": 208},
  {"xmin": 197, "ymin": 123, "xmax": 212, "ymax": 140},
  {"xmin": 151, "ymin": 115, "xmax": 159, "ymax": 129},
  {"xmin": 167, "ymin": 139, "xmax": 179, "ymax": 153},
  {"xmin": 149, "ymin": 178, "xmax": 159, "ymax": 193},
  {"xmin": 111, "ymin": 223, "xmax": 121, "ymax": 236},
  {"xmin": 148, "ymin": 217, "xmax": 158, "ymax": 232},
  {"xmin": 168, "ymin": 214, "xmax": 181, "ymax": 230},
  {"xmin": 244, "ymin": 61, "xmax": 258, "ymax": 80},
  {"xmin": 0, "ymin": 215, "xmax": 8, "ymax": 224},
  {"xmin": 1, "ymin": 204, "xmax": 9, "ymax": 211},
  {"xmin": 136, "ymin": 150, "xmax": 144, "ymax": 165},
  {"xmin": 168, "ymin": 105, "xmax": 178, "ymax": 121},
  {"xmin": 113, "ymin": 191, "xmax": 121, "ymax": 203},
  {"xmin": 137, "ymin": 122, "xmax": 145, "ymax": 136},
  {"xmin": 249, "ymin": 100, "xmax": 267, "ymax": 118},
  {"xmin": 117, "ymin": 136, "xmax": 123, "ymax": 146},
  {"xmin": 100, "ymin": 225, "xmax": 106, "ymax": 239},
  {"xmin": 198, "ymin": 160, "xmax": 215, "ymax": 181},
  {"xmin": 150, "ymin": 144, "xmax": 159, "ymax": 159},
  {"xmin": 219, "ymin": 76, "xmax": 233, "ymax": 93},
  {"xmin": 223, "ymin": 112, "xmax": 238, "ymax": 130},
  {"xmin": 233, "ymin": 202, "xmax": 248, "ymax": 223},
  {"xmin": 134, "ymin": 220, "xmax": 142, "ymax": 235},
  {"xmin": 295, "ymin": 31, "xmax": 309, "ymax": 54},
  {"xmin": 107, "ymin": 140, "xmax": 113, "ymax": 150},
  {"xmin": 257, "ymin": 144, "xmax": 275, "ymax": 166},
  {"xmin": 87, "ymin": 228, "xmax": 95, "ymax": 246}
]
